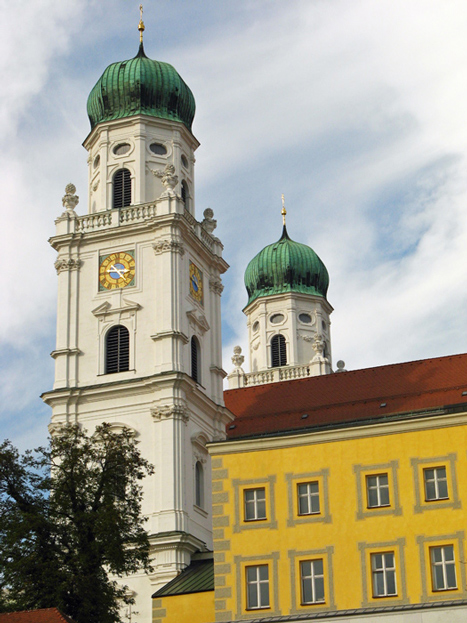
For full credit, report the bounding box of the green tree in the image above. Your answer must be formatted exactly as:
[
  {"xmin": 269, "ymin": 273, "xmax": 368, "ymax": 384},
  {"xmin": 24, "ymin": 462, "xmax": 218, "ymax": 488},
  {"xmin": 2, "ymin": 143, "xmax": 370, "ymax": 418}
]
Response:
[{"xmin": 0, "ymin": 424, "xmax": 154, "ymax": 623}]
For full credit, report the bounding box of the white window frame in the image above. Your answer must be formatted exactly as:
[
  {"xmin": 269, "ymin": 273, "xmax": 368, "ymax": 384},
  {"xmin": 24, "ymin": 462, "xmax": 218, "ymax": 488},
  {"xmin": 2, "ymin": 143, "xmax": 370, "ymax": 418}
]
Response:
[
  {"xmin": 246, "ymin": 565, "xmax": 270, "ymax": 609},
  {"xmin": 430, "ymin": 545, "xmax": 457, "ymax": 591},
  {"xmin": 424, "ymin": 466, "xmax": 448, "ymax": 501},
  {"xmin": 366, "ymin": 473, "xmax": 390, "ymax": 508},
  {"xmin": 297, "ymin": 481, "xmax": 320, "ymax": 515},
  {"xmin": 371, "ymin": 552, "xmax": 397, "ymax": 597},
  {"xmin": 300, "ymin": 559, "xmax": 325, "ymax": 604},
  {"xmin": 244, "ymin": 487, "xmax": 266, "ymax": 521}
]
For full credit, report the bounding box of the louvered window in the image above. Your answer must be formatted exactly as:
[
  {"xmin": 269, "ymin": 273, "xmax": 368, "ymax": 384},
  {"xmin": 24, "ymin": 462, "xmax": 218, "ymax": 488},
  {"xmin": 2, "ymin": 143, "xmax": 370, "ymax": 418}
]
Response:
[
  {"xmin": 195, "ymin": 461, "xmax": 204, "ymax": 507},
  {"xmin": 181, "ymin": 180, "xmax": 189, "ymax": 211},
  {"xmin": 191, "ymin": 336, "xmax": 200, "ymax": 383},
  {"xmin": 105, "ymin": 325, "xmax": 130, "ymax": 374},
  {"xmin": 271, "ymin": 334, "xmax": 287, "ymax": 368},
  {"xmin": 113, "ymin": 169, "xmax": 131, "ymax": 209}
]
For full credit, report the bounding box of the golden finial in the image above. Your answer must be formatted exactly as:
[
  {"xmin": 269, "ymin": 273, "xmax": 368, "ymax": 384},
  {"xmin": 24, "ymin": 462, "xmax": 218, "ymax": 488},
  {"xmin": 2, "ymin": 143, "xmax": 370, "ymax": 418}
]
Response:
[
  {"xmin": 281, "ymin": 194, "xmax": 287, "ymax": 226},
  {"xmin": 138, "ymin": 4, "xmax": 145, "ymax": 43}
]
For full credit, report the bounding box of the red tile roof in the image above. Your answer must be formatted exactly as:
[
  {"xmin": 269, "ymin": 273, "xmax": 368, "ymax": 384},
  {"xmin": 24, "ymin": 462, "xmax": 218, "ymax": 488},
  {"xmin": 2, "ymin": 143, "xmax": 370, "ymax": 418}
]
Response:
[
  {"xmin": 0, "ymin": 610, "xmax": 75, "ymax": 623},
  {"xmin": 224, "ymin": 353, "xmax": 467, "ymax": 439}
]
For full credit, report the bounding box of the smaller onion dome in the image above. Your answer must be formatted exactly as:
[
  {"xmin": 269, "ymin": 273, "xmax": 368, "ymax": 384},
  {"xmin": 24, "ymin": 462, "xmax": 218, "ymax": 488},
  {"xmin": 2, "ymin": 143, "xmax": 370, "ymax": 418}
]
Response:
[
  {"xmin": 87, "ymin": 43, "xmax": 195, "ymax": 131},
  {"xmin": 244, "ymin": 225, "xmax": 329, "ymax": 307}
]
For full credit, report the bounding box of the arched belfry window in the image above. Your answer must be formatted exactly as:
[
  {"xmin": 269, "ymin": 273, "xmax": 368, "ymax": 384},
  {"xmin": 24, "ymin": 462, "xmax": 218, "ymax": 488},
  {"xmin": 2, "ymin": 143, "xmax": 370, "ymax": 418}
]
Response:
[
  {"xmin": 105, "ymin": 325, "xmax": 130, "ymax": 374},
  {"xmin": 271, "ymin": 334, "xmax": 287, "ymax": 368},
  {"xmin": 195, "ymin": 461, "xmax": 204, "ymax": 508},
  {"xmin": 191, "ymin": 336, "xmax": 200, "ymax": 383},
  {"xmin": 113, "ymin": 168, "xmax": 131, "ymax": 209}
]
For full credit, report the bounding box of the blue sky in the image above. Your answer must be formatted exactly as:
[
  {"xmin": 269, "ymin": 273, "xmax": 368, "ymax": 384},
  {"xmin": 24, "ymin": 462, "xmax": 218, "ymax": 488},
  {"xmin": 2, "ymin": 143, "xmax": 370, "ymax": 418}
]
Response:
[{"xmin": 2, "ymin": 0, "xmax": 467, "ymax": 451}]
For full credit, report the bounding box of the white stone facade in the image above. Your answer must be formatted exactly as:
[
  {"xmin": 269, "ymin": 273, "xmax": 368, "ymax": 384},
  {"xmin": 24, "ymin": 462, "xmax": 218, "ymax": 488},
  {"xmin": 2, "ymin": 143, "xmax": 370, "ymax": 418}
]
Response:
[{"xmin": 43, "ymin": 113, "xmax": 232, "ymax": 623}]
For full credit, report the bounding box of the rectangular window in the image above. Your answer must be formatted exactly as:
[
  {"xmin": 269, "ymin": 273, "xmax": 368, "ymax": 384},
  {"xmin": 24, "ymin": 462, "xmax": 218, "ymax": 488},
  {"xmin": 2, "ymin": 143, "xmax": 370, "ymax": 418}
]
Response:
[
  {"xmin": 430, "ymin": 545, "xmax": 457, "ymax": 591},
  {"xmin": 297, "ymin": 482, "xmax": 320, "ymax": 515},
  {"xmin": 300, "ymin": 559, "xmax": 325, "ymax": 604},
  {"xmin": 246, "ymin": 565, "xmax": 269, "ymax": 609},
  {"xmin": 244, "ymin": 488, "xmax": 266, "ymax": 521},
  {"xmin": 366, "ymin": 473, "xmax": 390, "ymax": 508},
  {"xmin": 424, "ymin": 467, "xmax": 448, "ymax": 501},
  {"xmin": 371, "ymin": 552, "xmax": 397, "ymax": 597}
]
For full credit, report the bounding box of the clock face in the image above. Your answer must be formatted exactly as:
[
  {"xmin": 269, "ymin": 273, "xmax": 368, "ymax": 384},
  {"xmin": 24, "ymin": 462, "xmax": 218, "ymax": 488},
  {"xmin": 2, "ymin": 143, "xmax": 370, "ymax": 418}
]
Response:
[
  {"xmin": 189, "ymin": 261, "xmax": 203, "ymax": 304},
  {"xmin": 99, "ymin": 251, "xmax": 135, "ymax": 290}
]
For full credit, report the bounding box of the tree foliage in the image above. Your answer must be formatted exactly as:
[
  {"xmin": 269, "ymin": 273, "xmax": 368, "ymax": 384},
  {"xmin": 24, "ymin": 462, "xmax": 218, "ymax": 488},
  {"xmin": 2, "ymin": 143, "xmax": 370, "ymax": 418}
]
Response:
[{"xmin": 0, "ymin": 424, "xmax": 154, "ymax": 623}]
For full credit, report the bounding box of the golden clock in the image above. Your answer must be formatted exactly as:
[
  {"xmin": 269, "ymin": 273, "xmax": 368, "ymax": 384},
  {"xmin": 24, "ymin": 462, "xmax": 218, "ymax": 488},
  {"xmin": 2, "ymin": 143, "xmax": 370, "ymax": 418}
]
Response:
[
  {"xmin": 99, "ymin": 251, "xmax": 135, "ymax": 290},
  {"xmin": 189, "ymin": 261, "xmax": 203, "ymax": 304}
]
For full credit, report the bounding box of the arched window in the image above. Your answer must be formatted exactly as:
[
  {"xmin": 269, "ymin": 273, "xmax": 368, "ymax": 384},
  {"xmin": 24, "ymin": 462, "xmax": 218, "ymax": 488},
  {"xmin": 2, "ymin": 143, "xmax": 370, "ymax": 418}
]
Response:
[
  {"xmin": 105, "ymin": 325, "xmax": 130, "ymax": 374},
  {"xmin": 181, "ymin": 180, "xmax": 190, "ymax": 211},
  {"xmin": 113, "ymin": 169, "xmax": 131, "ymax": 209},
  {"xmin": 195, "ymin": 461, "xmax": 204, "ymax": 508},
  {"xmin": 191, "ymin": 336, "xmax": 200, "ymax": 383},
  {"xmin": 271, "ymin": 334, "xmax": 287, "ymax": 368}
]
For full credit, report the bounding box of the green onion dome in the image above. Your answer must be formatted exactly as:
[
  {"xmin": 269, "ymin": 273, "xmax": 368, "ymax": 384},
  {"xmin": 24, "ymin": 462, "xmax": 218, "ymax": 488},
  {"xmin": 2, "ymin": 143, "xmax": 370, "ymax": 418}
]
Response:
[
  {"xmin": 244, "ymin": 226, "xmax": 329, "ymax": 306},
  {"xmin": 87, "ymin": 43, "xmax": 195, "ymax": 131}
]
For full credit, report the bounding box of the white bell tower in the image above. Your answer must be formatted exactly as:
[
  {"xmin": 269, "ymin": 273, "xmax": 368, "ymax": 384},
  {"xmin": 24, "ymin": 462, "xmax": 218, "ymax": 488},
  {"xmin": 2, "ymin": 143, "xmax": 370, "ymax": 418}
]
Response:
[
  {"xmin": 42, "ymin": 21, "xmax": 231, "ymax": 623},
  {"xmin": 228, "ymin": 203, "xmax": 333, "ymax": 388}
]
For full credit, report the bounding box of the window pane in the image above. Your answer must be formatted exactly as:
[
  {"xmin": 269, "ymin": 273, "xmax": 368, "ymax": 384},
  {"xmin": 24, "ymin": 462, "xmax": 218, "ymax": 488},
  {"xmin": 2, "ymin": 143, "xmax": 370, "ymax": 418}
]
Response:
[
  {"xmin": 425, "ymin": 480, "xmax": 436, "ymax": 500},
  {"xmin": 432, "ymin": 547, "xmax": 443, "ymax": 563},
  {"xmin": 246, "ymin": 567, "xmax": 257, "ymax": 582},
  {"xmin": 314, "ymin": 559, "xmax": 323, "ymax": 575},
  {"xmin": 260, "ymin": 581, "xmax": 269, "ymax": 607},
  {"xmin": 444, "ymin": 546, "xmax": 454, "ymax": 562},
  {"xmin": 372, "ymin": 554, "xmax": 383, "ymax": 569},
  {"xmin": 438, "ymin": 478, "xmax": 448, "ymax": 499},
  {"xmin": 386, "ymin": 570, "xmax": 396, "ymax": 595},
  {"xmin": 257, "ymin": 499, "xmax": 266, "ymax": 519},
  {"xmin": 309, "ymin": 482, "xmax": 319, "ymax": 494},
  {"xmin": 301, "ymin": 561, "xmax": 311, "ymax": 576},
  {"xmin": 434, "ymin": 564, "xmax": 445, "ymax": 590},
  {"xmin": 384, "ymin": 553, "xmax": 394, "ymax": 567},
  {"xmin": 380, "ymin": 486, "xmax": 390, "ymax": 506},
  {"xmin": 310, "ymin": 495, "xmax": 320, "ymax": 513},
  {"xmin": 315, "ymin": 576, "xmax": 325, "ymax": 601},
  {"xmin": 368, "ymin": 487, "xmax": 378, "ymax": 507},
  {"xmin": 374, "ymin": 571, "xmax": 384, "ymax": 595},
  {"xmin": 247, "ymin": 583, "xmax": 258, "ymax": 608},
  {"xmin": 446, "ymin": 563, "xmax": 457, "ymax": 588},
  {"xmin": 302, "ymin": 578, "xmax": 312, "ymax": 604},
  {"xmin": 298, "ymin": 496, "xmax": 308, "ymax": 515},
  {"xmin": 245, "ymin": 490, "xmax": 255, "ymax": 502},
  {"xmin": 259, "ymin": 565, "xmax": 268, "ymax": 581}
]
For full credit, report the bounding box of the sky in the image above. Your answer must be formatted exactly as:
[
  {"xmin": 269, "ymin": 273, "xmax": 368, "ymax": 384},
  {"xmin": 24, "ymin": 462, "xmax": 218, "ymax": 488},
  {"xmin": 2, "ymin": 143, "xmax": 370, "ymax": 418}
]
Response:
[{"xmin": 2, "ymin": 0, "xmax": 467, "ymax": 451}]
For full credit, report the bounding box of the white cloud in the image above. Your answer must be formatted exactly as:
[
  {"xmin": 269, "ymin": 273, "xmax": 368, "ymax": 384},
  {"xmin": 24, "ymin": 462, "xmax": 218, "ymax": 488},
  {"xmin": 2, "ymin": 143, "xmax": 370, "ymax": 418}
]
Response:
[{"xmin": 3, "ymin": 0, "xmax": 467, "ymax": 445}]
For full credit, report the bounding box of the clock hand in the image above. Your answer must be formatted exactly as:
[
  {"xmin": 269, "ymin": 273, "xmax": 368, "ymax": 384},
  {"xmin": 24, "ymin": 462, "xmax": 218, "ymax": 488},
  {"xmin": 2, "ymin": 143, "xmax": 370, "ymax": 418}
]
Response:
[{"xmin": 107, "ymin": 264, "xmax": 127, "ymax": 279}]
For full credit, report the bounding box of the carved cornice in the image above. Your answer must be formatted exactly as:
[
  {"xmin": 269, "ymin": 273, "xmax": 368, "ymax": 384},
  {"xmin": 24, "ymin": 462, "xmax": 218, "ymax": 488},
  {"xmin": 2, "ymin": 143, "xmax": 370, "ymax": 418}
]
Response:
[
  {"xmin": 187, "ymin": 309, "xmax": 210, "ymax": 335},
  {"xmin": 152, "ymin": 239, "xmax": 185, "ymax": 256},
  {"xmin": 151, "ymin": 330, "xmax": 189, "ymax": 344},
  {"xmin": 50, "ymin": 347, "xmax": 81, "ymax": 359},
  {"xmin": 55, "ymin": 258, "xmax": 82, "ymax": 273},
  {"xmin": 209, "ymin": 277, "xmax": 224, "ymax": 295},
  {"xmin": 92, "ymin": 298, "xmax": 141, "ymax": 317},
  {"xmin": 151, "ymin": 403, "xmax": 190, "ymax": 423}
]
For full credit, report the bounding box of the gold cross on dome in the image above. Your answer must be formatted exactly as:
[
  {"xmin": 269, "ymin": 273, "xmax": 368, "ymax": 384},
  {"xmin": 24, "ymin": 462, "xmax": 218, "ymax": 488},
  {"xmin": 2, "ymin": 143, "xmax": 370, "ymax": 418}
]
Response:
[
  {"xmin": 138, "ymin": 4, "xmax": 145, "ymax": 43},
  {"xmin": 281, "ymin": 194, "xmax": 287, "ymax": 225}
]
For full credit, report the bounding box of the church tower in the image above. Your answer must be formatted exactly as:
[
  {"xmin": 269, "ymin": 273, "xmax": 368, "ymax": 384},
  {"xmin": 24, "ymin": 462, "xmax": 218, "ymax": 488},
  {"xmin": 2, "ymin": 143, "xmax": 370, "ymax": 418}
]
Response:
[
  {"xmin": 42, "ymin": 18, "xmax": 231, "ymax": 623},
  {"xmin": 228, "ymin": 203, "xmax": 333, "ymax": 388}
]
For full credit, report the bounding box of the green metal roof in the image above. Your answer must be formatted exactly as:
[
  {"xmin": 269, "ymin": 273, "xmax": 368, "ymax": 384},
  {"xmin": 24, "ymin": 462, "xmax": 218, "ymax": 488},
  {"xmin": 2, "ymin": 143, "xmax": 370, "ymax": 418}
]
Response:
[
  {"xmin": 87, "ymin": 43, "xmax": 195, "ymax": 131},
  {"xmin": 244, "ymin": 225, "xmax": 329, "ymax": 306},
  {"xmin": 152, "ymin": 558, "xmax": 214, "ymax": 597}
]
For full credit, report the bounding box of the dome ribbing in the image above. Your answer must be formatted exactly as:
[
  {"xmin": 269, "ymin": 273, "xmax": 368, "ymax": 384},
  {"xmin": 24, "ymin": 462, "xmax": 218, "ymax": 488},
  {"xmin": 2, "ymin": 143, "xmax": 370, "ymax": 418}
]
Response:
[
  {"xmin": 87, "ymin": 44, "xmax": 195, "ymax": 131},
  {"xmin": 244, "ymin": 226, "xmax": 329, "ymax": 307}
]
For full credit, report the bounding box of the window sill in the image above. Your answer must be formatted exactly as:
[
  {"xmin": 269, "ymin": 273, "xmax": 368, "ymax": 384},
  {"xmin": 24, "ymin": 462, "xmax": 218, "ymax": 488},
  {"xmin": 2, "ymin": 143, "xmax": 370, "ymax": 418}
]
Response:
[{"xmin": 194, "ymin": 504, "xmax": 208, "ymax": 518}]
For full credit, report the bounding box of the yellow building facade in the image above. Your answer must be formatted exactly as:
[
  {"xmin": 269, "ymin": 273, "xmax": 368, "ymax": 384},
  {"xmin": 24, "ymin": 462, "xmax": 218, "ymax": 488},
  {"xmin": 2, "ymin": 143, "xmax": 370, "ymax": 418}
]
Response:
[{"xmin": 206, "ymin": 409, "xmax": 467, "ymax": 622}]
